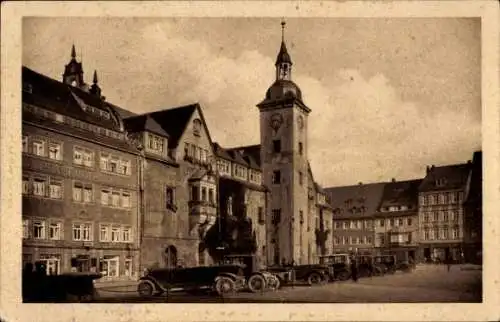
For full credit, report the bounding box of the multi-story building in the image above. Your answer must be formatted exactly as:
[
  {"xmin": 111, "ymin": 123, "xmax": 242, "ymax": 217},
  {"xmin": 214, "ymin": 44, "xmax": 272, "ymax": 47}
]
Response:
[
  {"xmin": 417, "ymin": 163, "xmax": 471, "ymax": 262},
  {"xmin": 22, "ymin": 50, "xmax": 141, "ymax": 279},
  {"xmin": 325, "ymin": 182, "xmax": 386, "ymax": 255},
  {"xmin": 463, "ymin": 151, "xmax": 482, "ymax": 263},
  {"xmin": 373, "ymin": 179, "xmax": 422, "ymax": 262}
]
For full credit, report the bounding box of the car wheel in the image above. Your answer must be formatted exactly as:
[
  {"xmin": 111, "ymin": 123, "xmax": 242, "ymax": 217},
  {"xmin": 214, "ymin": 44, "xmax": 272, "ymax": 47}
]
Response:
[
  {"xmin": 337, "ymin": 271, "xmax": 350, "ymax": 281},
  {"xmin": 307, "ymin": 272, "xmax": 322, "ymax": 286},
  {"xmin": 215, "ymin": 276, "xmax": 235, "ymax": 296},
  {"xmin": 248, "ymin": 274, "xmax": 266, "ymax": 293},
  {"xmin": 137, "ymin": 281, "xmax": 154, "ymax": 297},
  {"xmin": 266, "ymin": 275, "xmax": 280, "ymax": 291}
]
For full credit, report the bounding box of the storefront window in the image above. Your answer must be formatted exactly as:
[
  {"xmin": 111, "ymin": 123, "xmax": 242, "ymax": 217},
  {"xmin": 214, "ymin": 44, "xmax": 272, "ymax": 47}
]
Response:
[{"xmin": 100, "ymin": 256, "xmax": 119, "ymax": 277}]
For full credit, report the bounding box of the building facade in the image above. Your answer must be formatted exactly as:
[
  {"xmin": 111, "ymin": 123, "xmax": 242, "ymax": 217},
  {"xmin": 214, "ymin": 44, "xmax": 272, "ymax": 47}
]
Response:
[
  {"xmin": 373, "ymin": 179, "xmax": 422, "ymax": 262},
  {"xmin": 417, "ymin": 164, "xmax": 470, "ymax": 262},
  {"xmin": 22, "ymin": 53, "xmax": 141, "ymax": 279},
  {"xmin": 325, "ymin": 183, "xmax": 386, "ymax": 255}
]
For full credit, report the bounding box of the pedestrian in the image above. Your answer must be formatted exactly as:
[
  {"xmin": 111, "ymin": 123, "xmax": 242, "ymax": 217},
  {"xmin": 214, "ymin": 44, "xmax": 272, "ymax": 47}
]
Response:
[
  {"xmin": 446, "ymin": 256, "xmax": 452, "ymax": 272},
  {"xmin": 350, "ymin": 257, "xmax": 358, "ymax": 282}
]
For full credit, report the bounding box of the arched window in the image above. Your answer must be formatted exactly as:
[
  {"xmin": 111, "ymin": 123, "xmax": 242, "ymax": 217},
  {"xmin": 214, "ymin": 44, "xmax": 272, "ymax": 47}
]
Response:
[{"xmin": 193, "ymin": 119, "xmax": 202, "ymax": 136}]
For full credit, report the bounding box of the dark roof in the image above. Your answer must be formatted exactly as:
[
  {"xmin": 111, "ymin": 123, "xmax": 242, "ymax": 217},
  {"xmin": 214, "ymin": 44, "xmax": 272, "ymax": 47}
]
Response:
[
  {"xmin": 228, "ymin": 150, "xmax": 249, "ymax": 167},
  {"xmin": 464, "ymin": 151, "xmax": 482, "ymax": 205},
  {"xmin": 213, "ymin": 142, "xmax": 233, "ymax": 161},
  {"xmin": 226, "ymin": 144, "xmax": 261, "ymax": 170},
  {"xmin": 22, "ymin": 66, "xmax": 124, "ymax": 132},
  {"xmin": 419, "ymin": 163, "xmax": 471, "ymax": 192},
  {"xmin": 379, "ymin": 179, "xmax": 423, "ymax": 210},
  {"xmin": 124, "ymin": 115, "xmax": 169, "ymax": 138},
  {"xmin": 324, "ymin": 182, "xmax": 388, "ymax": 219},
  {"xmin": 275, "ymin": 41, "xmax": 292, "ymax": 65},
  {"xmin": 148, "ymin": 104, "xmax": 198, "ymax": 149},
  {"xmin": 113, "ymin": 105, "xmax": 137, "ymax": 119}
]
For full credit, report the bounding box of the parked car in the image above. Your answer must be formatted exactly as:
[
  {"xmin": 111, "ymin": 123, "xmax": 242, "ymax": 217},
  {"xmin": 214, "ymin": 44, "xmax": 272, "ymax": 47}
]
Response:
[
  {"xmin": 269, "ymin": 263, "xmax": 331, "ymax": 286},
  {"xmin": 221, "ymin": 254, "xmax": 280, "ymax": 292},
  {"xmin": 319, "ymin": 254, "xmax": 351, "ymax": 281},
  {"xmin": 137, "ymin": 264, "xmax": 246, "ymax": 297},
  {"xmin": 23, "ymin": 271, "xmax": 102, "ymax": 303},
  {"xmin": 374, "ymin": 255, "xmax": 397, "ymax": 274},
  {"xmin": 357, "ymin": 255, "xmax": 385, "ymax": 277}
]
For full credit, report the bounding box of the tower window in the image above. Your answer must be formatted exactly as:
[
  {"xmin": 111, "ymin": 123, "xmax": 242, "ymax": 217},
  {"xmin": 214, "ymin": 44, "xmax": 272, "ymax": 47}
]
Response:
[
  {"xmin": 298, "ymin": 142, "xmax": 303, "ymax": 155},
  {"xmin": 299, "ymin": 171, "xmax": 303, "ymax": 185},
  {"xmin": 272, "ymin": 140, "xmax": 281, "ymax": 153},
  {"xmin": 272, "ymin": 170, "xmax": 281, "ymax": 184}
]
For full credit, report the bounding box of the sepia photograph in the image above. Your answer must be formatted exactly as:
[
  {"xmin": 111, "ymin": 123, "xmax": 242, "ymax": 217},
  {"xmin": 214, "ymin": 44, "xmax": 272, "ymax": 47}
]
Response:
[{"xmin": 1, "ymin": 1, "xmax": 499, "ymax": 322}]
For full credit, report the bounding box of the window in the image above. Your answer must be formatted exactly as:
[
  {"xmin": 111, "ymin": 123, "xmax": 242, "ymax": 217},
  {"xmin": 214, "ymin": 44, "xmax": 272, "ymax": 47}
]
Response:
[
  {"xmin": 450, "ymin": 210, "xmax": 457, "ymax": 221},
  {"xmin": 367, "ymin": 236, "xmax": 373, "ymax": 244},
  {"xmin": 258, "ymin": 207, "xmax": 265, "ymax": 224},
  {"xmin": 439, "ymin": 229, "xmax": 446, "ymax": 240},
  {"xmin": 122, "ymin": 227, "xmax": 132, "ymax": 242},
  {"xmin": 334, "ymin": 237, "xmax": 340, "ymax": 245},
  {"xmin": 83, "ymin": 150, "xmax": 93, "ymax": 167},
  {"xmin": 429, "ymin": 195, "xmax": 436, "ymax": 205},
  {"xmin": 33, "ymin": 140, "xmax": 45, "ymax": 157},
  {"xmin": 193, "ymin": 119, "xmax": 202, "ymax": 136},
  {"xmin": 433, "ymin": 212, "xmax": 439, "ymax": 222},
  {"xmin": 83, "ymin": 185, "xmax": 93, "ymax": 203},
  {"xmin": 49, "ymin": 179, "xmax": 62, "ymax": 199},
  {"xmin": 450, "ymin": 192, "xmax": 457, "ymax": 203},
  {"xmin": 191, "ymin": 186, "xmax": 199, "ymax": 201},
  {"xmin": 111, "ymin": 227, "xmax": 120, "ymax": 242},
  {"xmin": 101, "ymin": 256, "xmax": 119, "ymax": 277},
  {"xmin": 166, "ymin": 187, "xmax": 175, "ymax": 207},
  {"xmin": 101, "ymin": 189, "xmax": 110, "ymax": 205},
  {"xmin": 124, "ymin": 257, "xmax": 133, "ymax": 277},
  {"xmin": 208, "ymin": 189, "xmax": 214, "ymax": 205},
  {"xmin": 398, "ymin": 218, "xmax": 403, "ymax": 226},
  {"xmin": 201, "ymin": 187, "xmax": 207, "ymax": 202},
  {"xmin": 73, "ymin": 182, "xmax": 83, "ymax": 202},
  {"xmin": 389, "ymin": 219, "xmax": 394, "ymax": 227},
  {"xmin": 298, "ymin": 142, "xmax": 303, "ymax": 155},
  {"xmin": 299, "ymin": 171, "xmax": 303, "ymax": 185},
  {"xmin": 22, "ymin": 136, "xmax": 28, "ymax": 153},
  {"xmin": 23, "ymin": 219, "xmax": 29, "ymax": 239},
  {"xmin": 73, "ymin": 223, "xmax": 92, "ymax": 241},
  {"xmin": 429, "ymin": 229, "xmax": 435, "ymax": 240},
  {"xmin": 452, "ymin": 227, "xmax": 459, "ymax": 239},
  {"xmin": 379, "ymin": 219, "xmax": 385, "ymax": 227},
  {"xmin": 122, "ymin": 192, "xmax": 130, "ymax": 208},
  {"xmin": 119, "ymin": 160, "xmax": 131, "ymax": 175},
  {"xmin": 48, "ymin": 222, "xmax": 61, "ymax": 240},
  {"xmin": 100, "ymin": 154, "xmax": 109, "ymax": 171},
  {"xmin": 147, "ymin": 133, "xmax": 165, "ymax": 154},
  {"xmin": 335, "ymin": 221, "xmax": 342, "ymax": 229},
  {"xmin": 100, "ymin": 225, "xmax": 110, "ymax": 242},
  {"xmin": 443, "ymin": 212, "xmax": 448, "ymax": 222},
  {"xmin": 272, "ymin": 140, "xmax": 281, "ymax": 153},
  {"xmin": 343, "ymin": 221, "xmax": 349, "ymax": 229},
  {"xmin": 48, "ymin": 143, "xmax": 62, "ymax": 160},
  {"xmin": 424, "ymin": 213, "xmax": 429, "ymax": 223},
  {"xmin": 73, "ymin": 147, "xmax": 83, "ymax": 165},
  {"xmin": 407, "ymin": 218, "xmax": 412, "ymax": 226},
  {"xmin": 424, "ymin": 229, "xmax": 429, "ymax": 240},
  {"xmin": 272, "ymin": 209, "xmax": 281, "ymax": 224},
  {"xmin": 272, "ymin": 170, "xmax": 281, "ymax": 184},
  {"xmin": 22, "ymin": 176, "xmax": 29, "ymax": 194},
  {"xmin": 111, "ymin": 192, "xmax": 120, "ymax": 207},
  {"xmin": 33, "ymin": 220, "xmax": 45, "ymax": 239},
  {"xmin": 110, "ymin": 157, "xmax": 118, "ymax": 172},
  {"xmin": 356, "ymin": 237, "xmax": 361, "ymax": 245},
  {"xmin": 33, "ymin": 178, "xmax": 46, "ymax": 197}
]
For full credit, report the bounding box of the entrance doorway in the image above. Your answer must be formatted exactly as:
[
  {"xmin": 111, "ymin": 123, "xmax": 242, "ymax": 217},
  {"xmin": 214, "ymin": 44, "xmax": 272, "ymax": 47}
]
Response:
[
  {"xmin": 423, "ymin": 248, "xmax": 431, "ymax": 262},
  {"xmin": 164, "ymin": 245, "xmax": 178, "ymax": 268}
]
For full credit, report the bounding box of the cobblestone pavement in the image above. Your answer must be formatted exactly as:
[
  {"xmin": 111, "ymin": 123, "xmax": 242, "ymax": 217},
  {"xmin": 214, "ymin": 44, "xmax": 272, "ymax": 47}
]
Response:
[{"xmin": 94, "ymin": 264, "xmax": 482, "ymax": 303}]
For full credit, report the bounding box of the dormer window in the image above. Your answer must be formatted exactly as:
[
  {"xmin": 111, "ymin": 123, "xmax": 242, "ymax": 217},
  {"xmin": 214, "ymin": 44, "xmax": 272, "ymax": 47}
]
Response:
[
  {"xmin": 436, "ymin": 178, "xmax": 447, "ymax": 187},
  {"xmin": 193, "ymin": 119, "xmax": 201, "ymax": 137},
  {"xmin": 146, "ymin": 133, "xmax": 165, "ymax": 155}
]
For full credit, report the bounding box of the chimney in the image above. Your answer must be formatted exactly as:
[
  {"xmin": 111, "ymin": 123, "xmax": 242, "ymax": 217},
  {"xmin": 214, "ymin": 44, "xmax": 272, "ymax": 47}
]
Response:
[
  {"xmin": 391, "ymin": 178, "xmax": 396, "ymax": 183},
  {"xmin": 426, "ymin": 166, "xmax": 430, "ymax": 174},
  {"xmin": 358, "ymin": 182, "xmax": 363, "ymax": 185}
]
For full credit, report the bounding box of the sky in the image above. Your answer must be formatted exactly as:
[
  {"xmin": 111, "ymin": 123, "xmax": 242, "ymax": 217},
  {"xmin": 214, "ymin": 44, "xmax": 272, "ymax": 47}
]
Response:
[{"xmin": 22, "ymin": 17, "xmax": 481, "ymax": 187}]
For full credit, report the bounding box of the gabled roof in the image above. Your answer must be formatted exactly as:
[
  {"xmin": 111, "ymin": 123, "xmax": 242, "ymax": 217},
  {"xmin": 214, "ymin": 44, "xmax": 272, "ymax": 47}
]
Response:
[
  {"xmin": 324, "ymin": 182, "xmax": 388, "ymax": 219},
  {"xmin": 123, "ymin": 115, "xmax": 169, "ymax": 138},
  {"xmin": 213, "ymin": 142, "xmax": 234, "ymax": 161},
  {"xmin": 379, "ymin": 179, "xmax": 423, "ymax": 210},
  {"xmin": 464, "ymin": 150, "xmax": 482, "ymax": 205},
  {"xmin": 419, "ymin": 163, "xmax": 471, "ymax": 192},
  {"xmin": 225, "ymin": 144, "xmax": 261, "ymax": 170},
  {"xmin": 228, "ymin": 149, "xmax": 249, "ymax": 167},
  {"xmin": 148, "ymin": 103, "xmax": 198, "ymax": 149},
  {"xmin": 22, "ymin": 66, "xmax": 124, "ymax": 132}
]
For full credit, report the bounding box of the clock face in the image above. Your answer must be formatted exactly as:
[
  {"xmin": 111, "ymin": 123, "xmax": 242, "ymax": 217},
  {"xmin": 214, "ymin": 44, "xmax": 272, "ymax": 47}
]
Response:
[
  {"xmin": 270, "ymin": 113, "xmax": 283, "ymax": 131},
  {"xmin": 297, "ymin": 115, "xmax": 304, "ymax": 130}
]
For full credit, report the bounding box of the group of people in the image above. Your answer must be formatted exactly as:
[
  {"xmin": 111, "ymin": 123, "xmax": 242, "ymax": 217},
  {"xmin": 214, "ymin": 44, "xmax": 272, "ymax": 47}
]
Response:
[{"xmin": 22, "ymin": 262, "xmax": 48, "ymax": 301}]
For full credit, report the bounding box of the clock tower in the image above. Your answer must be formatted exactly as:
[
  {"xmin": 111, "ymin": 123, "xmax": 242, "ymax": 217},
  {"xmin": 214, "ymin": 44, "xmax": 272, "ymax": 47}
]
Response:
[{"xmin": 257, "ymin": 21, "xmax": 312, "ymax": 265}]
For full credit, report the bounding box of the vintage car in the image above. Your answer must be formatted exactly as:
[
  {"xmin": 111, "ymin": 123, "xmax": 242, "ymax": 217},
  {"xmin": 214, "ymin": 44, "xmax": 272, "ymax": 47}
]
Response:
[
  {"xmin": 137, "ymin": 264, "xmax": 246, "ymax": 297},
  {"xmin": 221, "ymin": 254, "xmax": 281, "ymax": 292},
  {"xmin": 373, "ymin": 255, "xmax": 397, "ymax": 274},
  {"xmin": 268, "ymin": 263, "xmax": 332, "ymax": 286},
  {"xmin": 319, "ymin": 254, "xmax": 351, "ymax": 281},
  {"xmin": 357, "ymin": 255, "xmax": 385, "ymax": 277},
  {"xmin": 23, "ymin": 271, "xmax": 102, "ymax": 303}
]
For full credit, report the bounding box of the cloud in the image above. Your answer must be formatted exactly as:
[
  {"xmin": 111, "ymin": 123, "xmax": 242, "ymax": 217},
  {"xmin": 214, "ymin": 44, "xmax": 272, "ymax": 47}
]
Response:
[{"xmin": 23, "ymin": 19, "xmax": 481, "ymax": 187}]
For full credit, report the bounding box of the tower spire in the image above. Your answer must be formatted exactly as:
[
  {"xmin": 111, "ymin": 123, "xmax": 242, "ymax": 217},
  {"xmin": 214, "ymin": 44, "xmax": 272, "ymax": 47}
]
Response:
[
  {"xmin": 281, "ymin": 19, "xmax": 286, "ymax": 42},
  {"xmin": 93, "ymin": 70, "xmax": 98, "ymax": 84},
  {"xmin": 71, "ymin": 44, "xmax": 76, "ymax": 59},
  {"xmin": 275, "ymin": 19, "xmax": 292, "ymax": 81}
]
